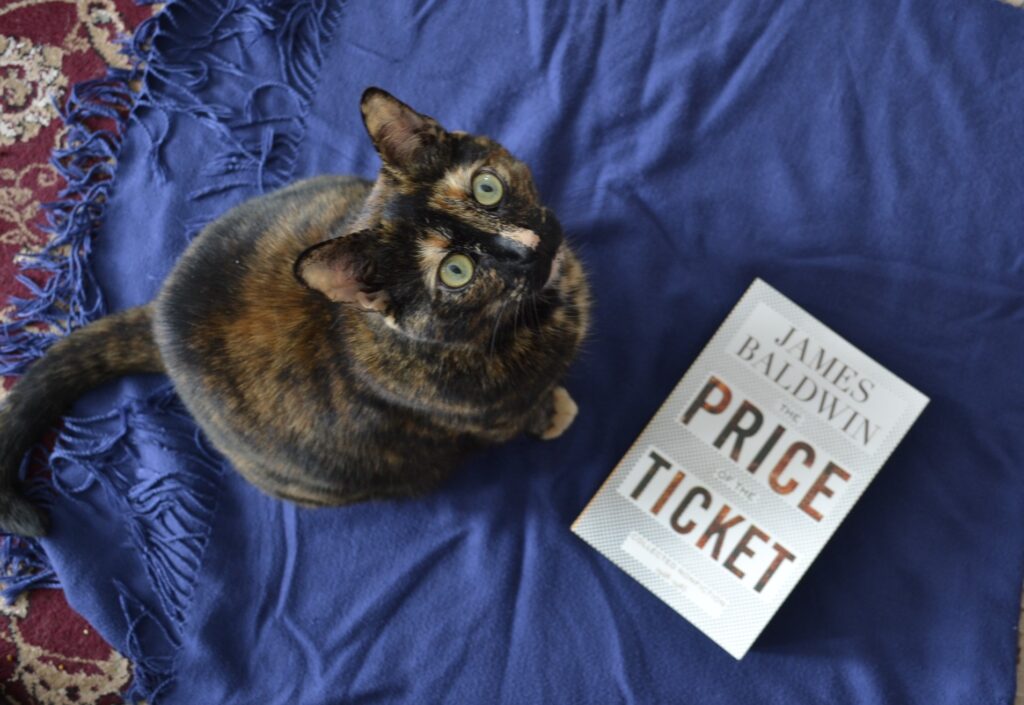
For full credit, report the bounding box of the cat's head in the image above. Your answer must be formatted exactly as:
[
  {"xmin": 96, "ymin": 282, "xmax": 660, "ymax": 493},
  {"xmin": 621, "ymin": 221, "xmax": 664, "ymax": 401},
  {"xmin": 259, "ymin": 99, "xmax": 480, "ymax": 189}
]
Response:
[{"xmin": 295, "ymin": 88, "xmax": 571, "ymax": 344}]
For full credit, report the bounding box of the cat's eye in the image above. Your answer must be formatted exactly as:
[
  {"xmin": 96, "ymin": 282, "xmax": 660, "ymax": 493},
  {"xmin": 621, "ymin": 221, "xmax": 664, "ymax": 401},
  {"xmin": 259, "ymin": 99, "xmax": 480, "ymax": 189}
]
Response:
[
  {"xmin": 471, "ymin": 171, "xmax": 504, "ymax": 207},
  {"xmin": 438, "ymin": 253, "xmax": 475, "ymax": 289}
]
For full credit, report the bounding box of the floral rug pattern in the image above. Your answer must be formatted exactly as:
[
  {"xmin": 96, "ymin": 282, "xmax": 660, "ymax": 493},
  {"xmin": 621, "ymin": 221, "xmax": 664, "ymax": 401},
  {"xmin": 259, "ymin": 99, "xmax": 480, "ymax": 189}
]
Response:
[{"xmin": 0, "ymin": 1, "xmax": 154, "ymax": 702}]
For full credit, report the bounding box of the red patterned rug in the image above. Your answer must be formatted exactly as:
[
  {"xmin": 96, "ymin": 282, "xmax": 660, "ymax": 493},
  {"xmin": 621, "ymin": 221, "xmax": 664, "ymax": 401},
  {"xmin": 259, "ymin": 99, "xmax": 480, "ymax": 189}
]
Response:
[{"xmin": 0, "ymin": 1, "xmax": 154, "ymax": 702}]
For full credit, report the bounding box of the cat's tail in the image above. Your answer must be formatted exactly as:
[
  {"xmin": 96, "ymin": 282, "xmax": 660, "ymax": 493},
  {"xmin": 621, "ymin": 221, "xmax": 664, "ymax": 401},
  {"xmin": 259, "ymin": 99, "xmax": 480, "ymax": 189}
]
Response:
[{"xmin": 0, "ymin": 304, "xmax": 165, "ymax": 536}]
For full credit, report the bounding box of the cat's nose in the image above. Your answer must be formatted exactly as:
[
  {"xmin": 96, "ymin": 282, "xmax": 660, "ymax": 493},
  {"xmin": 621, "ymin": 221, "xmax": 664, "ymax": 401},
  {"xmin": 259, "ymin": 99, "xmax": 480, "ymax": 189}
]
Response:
[{"xmin": 491, "ymin": 234, "xmax": 537, "ymax": 263}]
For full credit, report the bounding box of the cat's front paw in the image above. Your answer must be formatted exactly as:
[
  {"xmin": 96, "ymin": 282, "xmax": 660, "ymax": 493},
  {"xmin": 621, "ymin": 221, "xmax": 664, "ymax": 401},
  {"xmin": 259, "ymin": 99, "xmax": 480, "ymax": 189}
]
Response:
[{"xmin": 540, "ymin": 386, "xmax": 578, "ymax": 440}]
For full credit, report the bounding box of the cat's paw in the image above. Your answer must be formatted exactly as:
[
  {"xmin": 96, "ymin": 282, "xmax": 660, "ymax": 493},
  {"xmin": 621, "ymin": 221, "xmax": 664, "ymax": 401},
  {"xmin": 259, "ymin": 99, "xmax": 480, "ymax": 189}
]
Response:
[{"xmin": 541, "ymin": 386, "xmax": 578, "ymax": 440}]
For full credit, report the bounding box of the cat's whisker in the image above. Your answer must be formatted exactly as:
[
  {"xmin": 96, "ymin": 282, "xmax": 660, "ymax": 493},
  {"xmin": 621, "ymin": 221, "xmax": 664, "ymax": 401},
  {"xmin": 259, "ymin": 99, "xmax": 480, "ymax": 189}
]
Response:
[
  {"xmin": 529, "ymin": 292, "xmax": 541, "ymax": 330},
  {"xmin": 513, "ymin": 296, "xmax": 524, "ymax": 343},
  {"xmin": 489, "ymin": 298, "xmax": 509, "ymax": 356}
]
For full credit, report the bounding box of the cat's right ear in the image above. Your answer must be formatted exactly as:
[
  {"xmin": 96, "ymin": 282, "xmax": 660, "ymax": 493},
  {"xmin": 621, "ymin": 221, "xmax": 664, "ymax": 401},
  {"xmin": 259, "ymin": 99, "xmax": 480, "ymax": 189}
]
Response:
[
  {"xmin": 294, "ymin": 231, "xmax": 389, "ymax": 313},
  {"xmin": 360, "ymin": 87, "xmax": 447, "ymax": 173}
]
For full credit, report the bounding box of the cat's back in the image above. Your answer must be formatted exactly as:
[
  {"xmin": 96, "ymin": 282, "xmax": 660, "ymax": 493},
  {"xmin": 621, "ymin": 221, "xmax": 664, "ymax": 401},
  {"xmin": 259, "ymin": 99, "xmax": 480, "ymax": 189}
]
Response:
[
  {"xmin": 167, "ymin": 174, "xmax": 371, "ymax": 280},
  {"xmin": 153, "ymin": 175, "xmax": 373, "ymax": 460},
  {"xmin": 156, "ymin": 174, "xmax": 370, "ymax": 336}
]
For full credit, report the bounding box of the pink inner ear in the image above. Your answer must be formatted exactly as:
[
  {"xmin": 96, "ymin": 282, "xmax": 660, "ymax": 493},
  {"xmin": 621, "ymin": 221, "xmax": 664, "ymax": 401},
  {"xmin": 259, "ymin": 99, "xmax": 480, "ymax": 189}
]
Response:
[
  {"xmin": 328, "ymin": 265, "xmax": 364, "ymax": 303},
  {"xmin": 354, "ymin": 289, "xmax": 389, "ymax": 313},
  {"xmin": 300, "ymin": 257, "xmax": 361, "ymax": 303},
  {"xmin": 363, "ymin": 92, "xmax": 438, "ymax": 167},
  {"xmin": 379, "ymin": 122, "xmax": 426, "ymax": 165},
  {"xmin": 299, "ymin": 253, "xmax": 389, "ymax": 312}
]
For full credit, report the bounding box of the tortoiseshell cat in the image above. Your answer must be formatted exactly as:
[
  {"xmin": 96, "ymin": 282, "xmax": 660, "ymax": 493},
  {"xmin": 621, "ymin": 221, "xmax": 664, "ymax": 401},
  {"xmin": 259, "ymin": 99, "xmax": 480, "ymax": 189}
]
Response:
[{"xmin": 0, "ymin": 88, "xmax": 590, "ymax": 537}]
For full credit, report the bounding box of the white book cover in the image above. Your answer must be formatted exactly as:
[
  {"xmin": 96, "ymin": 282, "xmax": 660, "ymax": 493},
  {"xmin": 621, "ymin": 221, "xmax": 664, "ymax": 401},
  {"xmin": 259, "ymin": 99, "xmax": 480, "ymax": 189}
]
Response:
[{"xmin": 572, "ymin": 278, "xmax": 929, "ymax": 658}]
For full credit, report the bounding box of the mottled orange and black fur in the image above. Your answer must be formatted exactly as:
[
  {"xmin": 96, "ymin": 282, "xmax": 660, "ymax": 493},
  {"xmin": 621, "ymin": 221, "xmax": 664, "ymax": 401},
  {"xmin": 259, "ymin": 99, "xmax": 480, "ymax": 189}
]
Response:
[{"xmin": 0, "ymin": 88, "xmax": 590, "ymax": 536}]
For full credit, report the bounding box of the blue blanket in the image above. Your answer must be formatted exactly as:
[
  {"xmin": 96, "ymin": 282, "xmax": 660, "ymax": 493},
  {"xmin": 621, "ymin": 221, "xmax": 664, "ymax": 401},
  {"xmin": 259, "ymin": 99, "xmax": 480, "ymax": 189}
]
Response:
[{"xmin": 7, "ymin": 0, "xmax": 1024, "ymax": 702}]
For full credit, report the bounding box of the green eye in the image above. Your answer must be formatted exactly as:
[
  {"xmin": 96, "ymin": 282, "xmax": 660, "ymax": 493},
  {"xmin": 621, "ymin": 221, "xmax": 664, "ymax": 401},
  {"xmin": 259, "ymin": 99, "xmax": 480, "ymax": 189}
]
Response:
[
  {"xmin": 471, "ymin": 171, "xmax": 504, "ymax": 207},
  {"xmin": 438, "ymin": 253, "xmax": 475, "ymax": 289}
]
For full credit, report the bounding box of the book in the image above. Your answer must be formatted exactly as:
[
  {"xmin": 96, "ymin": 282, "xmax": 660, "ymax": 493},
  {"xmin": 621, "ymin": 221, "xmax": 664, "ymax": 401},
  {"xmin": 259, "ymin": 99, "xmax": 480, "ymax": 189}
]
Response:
[{"xmin": 571, "ymin": 278, "xmax": 929, "ymax": 658}]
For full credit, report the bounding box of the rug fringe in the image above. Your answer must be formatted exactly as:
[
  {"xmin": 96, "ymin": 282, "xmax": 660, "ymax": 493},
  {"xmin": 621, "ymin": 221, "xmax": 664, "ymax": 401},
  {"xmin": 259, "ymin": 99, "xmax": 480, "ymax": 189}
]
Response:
[
  {"xmin": 0, "ymin": 455, "xmax": 58, "ymax": 598},
  {"xmin": 49, "ymin": 387, "xmax": 225, "ymax": 704},
  {"xmin": 117, "ymin": 580, "xmax": 178, "ymax": 703},
  {"xmin": 0, "ymin": 73, "xmax": 134, "ymax": 376},
  {"xmin": 0, "ymin": 7, "xmax": 156, "ymax": 599},
  {"xmin": 137, "ymin": 0, "xmax": 340, "ymax": 208},
  {"xmin": 0, "ymin": 1, "xmax": 345, "ymax": 702}
]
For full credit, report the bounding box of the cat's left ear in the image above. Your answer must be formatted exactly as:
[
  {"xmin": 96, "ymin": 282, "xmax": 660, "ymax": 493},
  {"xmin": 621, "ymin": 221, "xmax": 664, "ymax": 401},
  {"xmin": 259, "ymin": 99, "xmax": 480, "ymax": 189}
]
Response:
[
  {"xmin": 294, "ymin": 231, "xmax": 388, "ymax": 313},
  {"xmin": 360, "ymin": 87, "xmax": 447, "ymax": 173}
]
